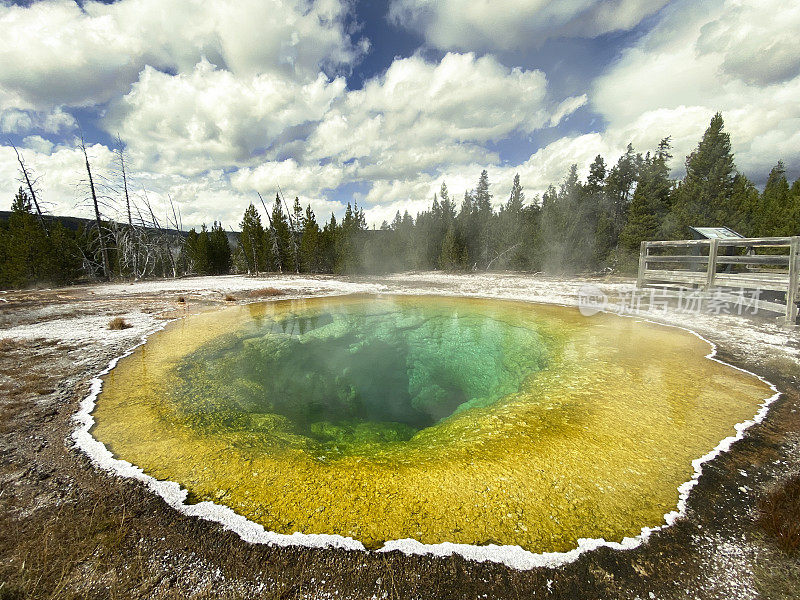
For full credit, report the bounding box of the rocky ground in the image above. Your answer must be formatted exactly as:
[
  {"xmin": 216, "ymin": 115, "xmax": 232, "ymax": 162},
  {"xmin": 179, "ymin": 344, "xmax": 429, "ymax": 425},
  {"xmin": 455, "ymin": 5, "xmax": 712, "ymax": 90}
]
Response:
[{"xmin": 0, "ymin": 272, "xmax": 798, "ymax": 599}]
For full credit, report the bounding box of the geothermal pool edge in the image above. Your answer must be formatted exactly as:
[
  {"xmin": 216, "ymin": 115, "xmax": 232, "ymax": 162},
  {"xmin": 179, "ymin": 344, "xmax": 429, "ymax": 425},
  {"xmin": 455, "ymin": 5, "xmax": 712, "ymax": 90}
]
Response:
[{"xmin": 71, "ymin": 293, "xmax": 782, "ymax": 571}]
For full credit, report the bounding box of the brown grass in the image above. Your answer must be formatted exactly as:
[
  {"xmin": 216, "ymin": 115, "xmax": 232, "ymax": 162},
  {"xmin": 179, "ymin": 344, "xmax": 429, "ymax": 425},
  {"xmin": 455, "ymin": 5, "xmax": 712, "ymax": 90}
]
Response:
[
  {"xmin": 246, "ymin": 288, "xmax": 286, "ymax": 298},
  {"xmin": 753, "ymin": 557, "xmax": 800, "ymax": 600},
  {"xmin": 757, "ymin": 474, "xmax": 800, "ymax": 554},
  {"xmin": 0, "ymin": 338, "xmax": 22, "ymax": 352},
  {"xmin": 107, "ymin": 317, "xmax": 132, "ymax": 331},
  {"xmin": 223, "ymin": 294, "xmax": 237, "ymax": 302},
  {"xmin": 0, "ymin": 492, "xmax": 155, "ymax": 600},
  {"xmin": 0, "ymin": 341, "xmax": 60, "ymax": 431}
]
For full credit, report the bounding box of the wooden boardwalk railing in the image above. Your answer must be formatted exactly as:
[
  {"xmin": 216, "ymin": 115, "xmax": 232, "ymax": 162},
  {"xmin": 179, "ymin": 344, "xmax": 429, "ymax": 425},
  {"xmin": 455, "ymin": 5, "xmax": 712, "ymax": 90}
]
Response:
[{"xmin": 636, "ymin": 236, "xmax": 799, "ymax": 325}]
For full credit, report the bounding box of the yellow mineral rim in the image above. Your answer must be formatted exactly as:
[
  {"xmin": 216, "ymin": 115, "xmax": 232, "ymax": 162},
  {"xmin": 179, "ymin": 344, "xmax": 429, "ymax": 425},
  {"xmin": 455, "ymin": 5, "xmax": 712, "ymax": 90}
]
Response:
[{"xmin": 92, "ymin": 295, "xmax": 771, "ymax": 553}]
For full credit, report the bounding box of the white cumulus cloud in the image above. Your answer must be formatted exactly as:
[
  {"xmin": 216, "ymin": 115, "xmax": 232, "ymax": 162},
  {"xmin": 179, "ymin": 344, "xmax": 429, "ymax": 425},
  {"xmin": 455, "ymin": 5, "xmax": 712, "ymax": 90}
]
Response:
[
  {"xmin": 591, "ymin": 0, "xmax": 800, "ymax": 179},
  {"xmin": 306, "ymin": 52, "xmax": 581, "ymax": 180},
  {"xmin": 0, "ymin": 0, "xmax": 360, "ymax": 111},
  {"xmin": 389, "ymin": 0, "xmax": 670, "ymax": 52},
  {"xmin": 107, "ymin": 60, "xmax": 347, "ymax": 175},
  {"xmin": 0, "ymin": 107, "xmax": 76, "ymax": 134}
]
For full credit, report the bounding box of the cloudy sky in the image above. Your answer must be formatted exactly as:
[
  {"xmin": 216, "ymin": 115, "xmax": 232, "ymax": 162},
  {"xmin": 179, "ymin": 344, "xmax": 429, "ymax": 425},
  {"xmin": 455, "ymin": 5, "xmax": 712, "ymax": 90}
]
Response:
[{"xmin": 1, "ymin": 0, "xmax": 798, "ymax": 228}]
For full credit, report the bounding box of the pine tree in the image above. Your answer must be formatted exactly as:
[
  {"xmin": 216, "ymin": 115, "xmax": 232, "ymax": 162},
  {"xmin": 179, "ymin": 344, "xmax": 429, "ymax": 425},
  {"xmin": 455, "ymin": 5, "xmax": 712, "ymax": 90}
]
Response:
[
  {"xmin": 667, "ymin": 113, "xmax": 737, "ymax": 236},
  {"xmin": 299, "ymin": 204, "xmax": 321, "ymax": 272},
  {"xmin": 2, "ymin": 188, "xmax": 41, "ymax": 287},
  {"xmin": 473, "ymin": 170, "xmax": 494, "ymax": 267},
  {"xmin": 539, "ymin": 165, "xmax": 596, "ymax": 272},
  {"xmin": 320, "ymin": 213, "xmax": 337, "ymax": 273},
  {"xmin": 184, "ymin": 228, "xmax": 198, "ymax": 272},
  {"xmin": 271, "ymin": 194, "xmax": 294, "ymax": 272},
  {"xmin": 727, "ymin": 174, "xmax": 760, "ymax": 236},
  {"xmin": 355, "ymin": 200, "xmax": 367, "ymax": 231},
  {"xmin": 292, "ymin": 197, "xmax": 304, "ymax": 234},
  {"xmin": 757, "ymin": 161, "xmax": 791, "ymax": 236},
  {"xmin": 208, "ymin": 221, "xmax": 231, "ymax": 274},
  {"xmin": 521, "ymin": 196, "xmax": 542, "ymax": 271},
  {"xmin": 507, "ymin": 173, "xmax": 524, "ymax": 213},
  {"xmin": 789, "ymin": 178, "xmax": 800, "ymax": 236},
  {"xmin": 44, "ymin": 222, "xmax": 81, "ymax": 284},
  {"xmin": 493, "ymin": 174, "xmax": 526, "ymax": 269},
  {"xmin": 289, "ymin": 196, "xmax": 303, "ymax": 271},
  {"xmin": 335, "ymin": 202, "xmax": 366, "ymax": 273},
  {"xmin": 0, "ymin": 188, "xmax": 80, "ymax": 288},
  {"xmin": 439, "ymin": 182, "xmax": 456, "ymax": 224},
  {"xmin": 439, "ymin": 224, "xmax": 467, "ymax": 270},
  {"xmin": 600, "ymin": 144, "xmax": 641, "ymax": 263},
  {"xmin": 400, "ymin": 210, "xmax": 415, "ymax": 265},
  {"xmin": 620, "ymin": 138, "xmax": 674, "ymax": 251},
  {"xmin": 192, "ymin": 226, "xmax": 212, "ymax": 274},
  {"xmin": 239, "ymin": 203, "xmax": 267, "ymax": 274},
  {"xmin": 582, "ymin": 155, "xmax": 608, "ymax": 264},
  {"xmin": 11, "ymin": 187, "xmax": 31, "ymax": 213},
  {"xmin": 413, "ymin": 193, "xmax": 445, "ymax": 269},
  {"xmin": 586, "ymin": 155, "xmax": 607, "ymax": 196},
  {"xmin": 457, "ymin": 191, "xmax": 475, "ymax": 268}
]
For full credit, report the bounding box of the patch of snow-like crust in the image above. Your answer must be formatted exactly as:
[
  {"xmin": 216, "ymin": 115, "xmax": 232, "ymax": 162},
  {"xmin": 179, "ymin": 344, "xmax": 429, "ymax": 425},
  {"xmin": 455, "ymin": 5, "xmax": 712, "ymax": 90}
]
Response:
[
  {"xmin": 89, "ymin": 275, "xmax": 387, "ymax": 298},
  {"xmin": 5, "ymin": 273, "xmax": 790, "ymax": 571},
  {"xmin": 7, "ymin": 312, "xmax": 158, "ymax": 344}
]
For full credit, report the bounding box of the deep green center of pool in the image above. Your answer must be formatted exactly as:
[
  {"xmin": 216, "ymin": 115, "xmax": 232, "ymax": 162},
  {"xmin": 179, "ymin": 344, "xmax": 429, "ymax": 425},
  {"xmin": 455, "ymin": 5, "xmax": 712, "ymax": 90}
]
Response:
[{"xmin": 172, "ymin": 302, "xmax": 551, "ymax": 454}]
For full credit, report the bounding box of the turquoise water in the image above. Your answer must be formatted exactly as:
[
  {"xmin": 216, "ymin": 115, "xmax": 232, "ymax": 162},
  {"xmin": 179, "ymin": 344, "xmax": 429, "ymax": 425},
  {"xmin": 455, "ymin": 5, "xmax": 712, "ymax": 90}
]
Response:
[
  {"xmin": 171, "ymin": 301, "xmax": 551, "ymax": 454},
  {"xmin": 93, "ymin": 295, "xmax": 771, "ymax": 551}
]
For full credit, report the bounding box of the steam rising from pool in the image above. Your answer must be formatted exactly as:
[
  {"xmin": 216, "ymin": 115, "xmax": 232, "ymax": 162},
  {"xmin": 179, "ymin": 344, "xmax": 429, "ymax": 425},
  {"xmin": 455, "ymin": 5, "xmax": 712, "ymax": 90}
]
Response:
[{"xmin": 93, "ymin": 295, "xmax": 771, "ymax": 552}]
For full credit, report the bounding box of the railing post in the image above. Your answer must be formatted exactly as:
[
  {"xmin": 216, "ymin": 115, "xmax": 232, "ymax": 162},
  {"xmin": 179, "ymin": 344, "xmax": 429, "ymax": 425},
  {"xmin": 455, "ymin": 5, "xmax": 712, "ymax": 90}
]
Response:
[
  {"xmin": 636, "ymin": 241, "xmax": 647, "ymax": 289},
  {"xmin": 786, "ymin": 236, "xmax": 799, "ymax": 326},
  {"xmin": 705, "ymin": 238, "xmax": 719, "ymax": 291}
]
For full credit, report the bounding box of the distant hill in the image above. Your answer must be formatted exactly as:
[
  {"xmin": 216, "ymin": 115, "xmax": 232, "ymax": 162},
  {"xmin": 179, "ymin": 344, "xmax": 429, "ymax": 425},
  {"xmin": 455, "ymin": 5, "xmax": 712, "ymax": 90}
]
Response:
[
  {"xmin": 0, "ymin": 211, "xmax": 240, "ymax": 246},
  {"xmin": 0, "ymin": 211, "xmax": 183, "ymax": 235}
]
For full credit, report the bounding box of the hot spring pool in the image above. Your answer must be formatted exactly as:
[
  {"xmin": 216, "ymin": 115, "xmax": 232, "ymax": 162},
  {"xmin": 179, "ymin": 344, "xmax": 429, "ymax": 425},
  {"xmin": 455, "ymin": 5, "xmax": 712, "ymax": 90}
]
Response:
[{"xmin": 92, "ymin": 295, "xmax": 772, "ymax": 553}]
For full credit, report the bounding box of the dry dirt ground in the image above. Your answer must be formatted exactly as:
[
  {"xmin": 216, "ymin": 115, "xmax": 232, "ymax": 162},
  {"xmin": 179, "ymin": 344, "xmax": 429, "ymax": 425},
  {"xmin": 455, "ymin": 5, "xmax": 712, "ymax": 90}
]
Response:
[{"xmin": 0, "ymin": 272, "xmax": 798, "ymax": 600}]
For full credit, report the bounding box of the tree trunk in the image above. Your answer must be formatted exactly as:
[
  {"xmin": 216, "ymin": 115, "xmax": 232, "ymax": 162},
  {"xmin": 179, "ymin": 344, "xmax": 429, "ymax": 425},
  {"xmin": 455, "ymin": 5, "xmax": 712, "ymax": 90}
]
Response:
[
  {"xmin": 82, "ymin": 142, "xmax": 111, "ymax": 280},
  {"xmin": 12, "ymin": 145, "xmax": 48, "ymax": 234}
]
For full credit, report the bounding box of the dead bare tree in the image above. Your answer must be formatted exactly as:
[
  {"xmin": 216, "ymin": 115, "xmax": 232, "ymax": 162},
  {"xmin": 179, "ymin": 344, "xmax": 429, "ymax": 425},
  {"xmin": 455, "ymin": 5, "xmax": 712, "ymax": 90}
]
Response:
[
  {"xmin": 113, "ymin": 135, "xmax": 140, "ymax": 278},
  {"xmin": 102, "ymin": 140, "xmax": 184, "ymax": 280},
  {"xmin": 258, "ymin": 191, "xmax": 282, "ymax": 273},
  {"xmin": 164, "ymin": 194, "xmax": 182, "ymax": 278},
  {"xmin": 11, "ymin": 143, "xmax": 48, "ymax": 232},
  {"xmin": 79, "ymin": 137, "xmax": 111, "ymax": 280},
  {"xmin": 139, "ymin": 190, "xmax": 178, "ymax": 278},
  {"xmin": 120, "ymin": 198, "xmax": 151, "ymax": 277},
  {"xmin": 486, "ymin": 243, "xmax": 522, "ymax": 270},
  {"xmin": 114, "ymin": 136, "xmax": 134, "ymax": 228}
]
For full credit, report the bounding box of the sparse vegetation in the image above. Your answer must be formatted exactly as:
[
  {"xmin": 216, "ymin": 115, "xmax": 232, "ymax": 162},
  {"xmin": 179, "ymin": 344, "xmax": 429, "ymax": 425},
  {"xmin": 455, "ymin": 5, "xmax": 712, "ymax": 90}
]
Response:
[
  {"xmin": 107, "ymin": 317, "xmax": 132, "ymax": 330},
  {"xmin": 0, "ymin": 339, "xmax": 60, "ymax": 434},
  {"xmin": 246, "ymin": 287, "xmax": 286, "ymax": 298},
  {"xmin": 753, "ymin": 556, "xmax": 800, "ymax": 600},
  {"xmin": 0, "ymin": 338, "xmax": 21, "ymax": 352},
  {"xmin": 757, "ymin": 475, "xmax": 800, "ymax": 555}
]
